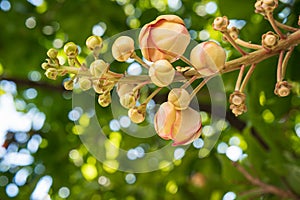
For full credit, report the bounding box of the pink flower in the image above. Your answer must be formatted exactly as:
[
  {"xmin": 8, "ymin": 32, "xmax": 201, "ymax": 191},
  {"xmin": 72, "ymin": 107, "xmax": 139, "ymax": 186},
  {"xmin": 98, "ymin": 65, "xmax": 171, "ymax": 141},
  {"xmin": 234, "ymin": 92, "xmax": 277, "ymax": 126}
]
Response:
[
  {"xmin": 154, "ymin": 102, "xmax": 202, "ymax": 146},
  {"xmin": 139, "ymin": 15, "xmax": 190, "ymax": 63}
]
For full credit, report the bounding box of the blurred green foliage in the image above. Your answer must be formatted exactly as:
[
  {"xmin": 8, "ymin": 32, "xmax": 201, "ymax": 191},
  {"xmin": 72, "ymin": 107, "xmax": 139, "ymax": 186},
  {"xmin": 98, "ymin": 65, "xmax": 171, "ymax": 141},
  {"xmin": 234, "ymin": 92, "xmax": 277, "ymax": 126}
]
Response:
[{"xmin": 0, "ymin": 0, "xmax": 300, "ymax": 199}]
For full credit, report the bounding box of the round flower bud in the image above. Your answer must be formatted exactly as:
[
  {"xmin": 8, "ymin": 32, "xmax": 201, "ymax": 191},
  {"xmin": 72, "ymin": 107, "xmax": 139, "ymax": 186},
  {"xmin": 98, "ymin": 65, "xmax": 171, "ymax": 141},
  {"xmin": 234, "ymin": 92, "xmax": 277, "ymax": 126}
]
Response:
[
  {"xmin": 168, "ymin": 88, "xmax": 190, "ymax": 110},
  {"xmin": 190, "ymin": 41, "xmax": 226, "ymax": 76},
  {"xmin": 78, "ymin": 77, "xmax": 92, "ymax": 91},
  {"xmin": 47, "ymin": 48, "xmax": 58, "ymax": 59},
  {"xmin": 229, "ymin": 91, "xmax": 247, "ymax": 116},
  {"xmin": 262, "ymin": 31, "xmax": 278, "ymax": 48},
  {"xmin": 213, "ymin": 16, "xmax": 229, "ymax": 32},
  {"xmin": 261, "ymin": 0, "xmax": 278, "ymax": 12},
  {"xmin": 120, "ymin": 92, "xmax": 136, "ymax": 109},
  {"xmin": 63, "ymin": 79, "xmax": 74, "ymax": 90},
  {"xmin": 154, "ymin": 102, "xmax": 202, "ymax": 146},
  {"xmin": 230, "ymin": 104, "xmax": 247, "ymax": 117},
  {"xmin": 149, "ymin": 59, "xmax": 175, "ymax": 87},
  {"xmin": 45, "ymin": 68, "xmax": 58, "ymax": 80},
  {"xmin": 86, "ymin": 35, "xmax": 103, "ymax": 51},
  {"xmin": 229, "ymin": 91, "xmax": 246, "ymax": 106},
  {"xmin": 41, "ymin": 62, "xmax": 51, "ymax": 70},
  {"xmin": 64, "ymin": 42, "xmax": 78, "ymax": 57},
  {"xmin": 98, "ymin": 92, "xmax": 111, "ymax": 107},
  {"xmin": 274, "ymin": 81, "xmax": 291, "ymax": 97},
  {"xmin": 112, "ymin": 36, "xmax": 135, "ymax": 62},
  {"xmin": 128, "ymin": 105, "xmax": 146, "ymax": 123},
  {"xmin": 255, "ymin": 0, "xmax": 264, "ymax": 14},
  {"xmin": 93, "ymin": 80, "xmax": 115, "ymax": 94},
  {"xmin": 90, "ymin": 59, "xmax": 109, "ymax": 78},
  {"xmin": 139, "ymin": 15, "xmax": 190, "ymax": 63}
]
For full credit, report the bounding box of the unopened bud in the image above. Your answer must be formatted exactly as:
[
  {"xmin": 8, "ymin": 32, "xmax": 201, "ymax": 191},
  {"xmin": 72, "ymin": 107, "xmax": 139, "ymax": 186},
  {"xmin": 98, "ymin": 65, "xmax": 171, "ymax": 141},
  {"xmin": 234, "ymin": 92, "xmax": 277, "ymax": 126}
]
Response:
[
  {"xmin": 41, "ymin": 62, "xmax": 51, "ymax": 70},
  {"xmin": 149, "ymin": 60, "xmax": 175, "ymax": 87},
  {"xmin": 229, "ymin": 91, "xmax": 246, "ymax": 106},
  {"xmin": 168, "ymin": 88, "xmax": 191, "ymax": 110},
  {"xmin": 230, "ymin": 104, "xmax": 247, "ymax": 117},
  {"xmin": 63, "ymin": 79, "xmax": 74, "ymax": 90},
  {"xmin": 47, "ymin": 48, "xmax": 58, "ymax": 59},
  {"xmin": 90, "ymin": 59, "xmax": 109, "ymax": 78},
  {"xmin": 274, "ymin": 81, "xmax": 291, "ymax": 97},
  {"xmin": 86, "ymin": 35, "xmax": 103, "ymax": 51},
  {"xmin": 255, "ymin": 0, "xmax": 264, "ymax": 14},
  {"xmin": 213, "ymin": 16, "xmax": 229, "ymax": 32},
  {"xmin": 78, "ymin": 77, "xmax": 92, "ymax": 91},
  {"xmin": 262, "ymin": 31, "xmax": 278, "ymax": 48},
  {"xmin": 261, "ymin": 0, "xmax": 278, "ymax": 12},
  {"xmin": 45, "ymin": 68, "xmax": 58, "ymax": 80},
  {"xmin": 93, "ymin": 80, "xmax": 115, "ymax": 94},
  {"xmin": 98, "ymin": 92, "xmax": 111, "ymax": 107},
  {"xmin": 190, "ymin": 41, "xmax": 226, "ymax": 76},
  {"xmin": 229, "ymin": 91, "xmax": 247, "ymax": 116},
  {"xmin": 128, "ymin": 105, "xmax": 146, "ymax": 123},
  {"xmin": 120, "ymin": 93, "xmax": 136, "ymax": 109},
  {"xmin": 64, "ymin": 42, "xmax": 78, "ymax": 57},
  {"xmin": 112, "ymin": 36, "xmax": 135, "ymax": 62}
]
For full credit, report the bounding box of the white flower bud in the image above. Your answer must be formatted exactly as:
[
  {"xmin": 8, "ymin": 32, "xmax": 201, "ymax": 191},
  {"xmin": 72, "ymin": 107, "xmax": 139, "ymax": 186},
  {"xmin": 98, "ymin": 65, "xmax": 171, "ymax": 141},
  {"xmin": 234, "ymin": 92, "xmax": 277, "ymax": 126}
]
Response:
[
  {"xmin": 79, "ymin": 77, "xmax": 92, "ymax": 91},
  {"xmin": 149, "ymin": 60, "xmax": 175, "ymax": 87},
  {"xmin": 112, "ymin": 36, "xmax": 135, "ymax": 62},
  {"xmin": 168, "ymin": 88, "xmax": 190, "ymax": 110},
  {"xmin": 90, "ymin": 59, "xmax": 109, "ymax": 78}
]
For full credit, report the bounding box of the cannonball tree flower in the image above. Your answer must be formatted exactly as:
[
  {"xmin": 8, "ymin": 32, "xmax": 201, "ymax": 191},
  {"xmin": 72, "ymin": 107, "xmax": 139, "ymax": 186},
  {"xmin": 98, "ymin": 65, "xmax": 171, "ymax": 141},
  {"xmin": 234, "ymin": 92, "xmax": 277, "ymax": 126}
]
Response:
[
  {"xmin": 149, "ymin": 59, "xmax": 175, "ymax": 87},
  {"xmin": 139, "ymin": 15, "xmax": 190, "ymax": 63},
  {"xmin": 154, "ymin": 102, "xmax": 202, "ymax": 146},
  {"xmin": 190, "ymin": 41, "xmax": 226, "ymax": 76}
]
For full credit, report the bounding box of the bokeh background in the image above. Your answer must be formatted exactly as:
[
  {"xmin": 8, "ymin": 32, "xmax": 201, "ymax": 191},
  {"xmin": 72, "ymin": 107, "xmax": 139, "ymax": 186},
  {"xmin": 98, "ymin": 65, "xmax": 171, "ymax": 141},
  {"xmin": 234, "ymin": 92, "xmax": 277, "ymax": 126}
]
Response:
[{"xmin": 0, "ymin": 0, "xmax": 300, "ymax": 199}]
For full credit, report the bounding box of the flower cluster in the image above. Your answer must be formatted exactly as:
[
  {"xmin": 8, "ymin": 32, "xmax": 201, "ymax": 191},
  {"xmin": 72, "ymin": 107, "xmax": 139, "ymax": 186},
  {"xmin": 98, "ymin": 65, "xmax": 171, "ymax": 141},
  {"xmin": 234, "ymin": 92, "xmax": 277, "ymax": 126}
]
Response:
[
  {"xmin": 212, "ymin": 0, "xmax": 299, "ymax": 116},
  {"xmin": 41, "ymin": 1, "xmax": 299, "ymax": 145}
]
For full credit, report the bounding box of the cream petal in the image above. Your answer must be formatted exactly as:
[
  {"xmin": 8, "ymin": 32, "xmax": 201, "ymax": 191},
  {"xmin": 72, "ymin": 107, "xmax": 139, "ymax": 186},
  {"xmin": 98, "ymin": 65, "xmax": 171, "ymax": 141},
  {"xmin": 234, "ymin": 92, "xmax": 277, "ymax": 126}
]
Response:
[{"xmin": 154, "ymin": 102, "xmax": 176, "ymax": 140}]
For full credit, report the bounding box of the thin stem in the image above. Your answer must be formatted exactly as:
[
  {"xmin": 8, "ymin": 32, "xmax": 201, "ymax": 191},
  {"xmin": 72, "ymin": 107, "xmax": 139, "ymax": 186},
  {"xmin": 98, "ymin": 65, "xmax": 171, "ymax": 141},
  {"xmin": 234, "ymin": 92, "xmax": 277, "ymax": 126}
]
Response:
[
  {"xmin": 190, "ymin": 76, "xmax": 212, "ymax": 99},
  {"xmin": 266, "ymin": 12, "xmax": 286, "ymax": 39},
  {"xmin": 131, "ymin": 52, "xmax": 150, "ymax": 69},
  {"xmin": 277, "ymin": 50, "xmax": 285, "ymax": 82},
  {"xmin": 60, "ymin": 66, "xmax": 80, "ymax": 74},
  {"xmin": 223, "ymin": 31, "xmax": 248, "ymax": 55},
  {"xmin": 107, "ymin": 71, "xmax": 124, "ymax": 78},
  {"xmin": 74, "ymin": 57, "xmax": 82, "ymax": 67},
  {"xmin": 181, "ymin": 75, "xmax": 197, "ymax": 89},
  {"xmin": 240, "ymin": 63, "xmax": 256, "ymax": 92},
  {"xmin": 233, "ymin": 162, "xmax": 300, "ymax": 200},
  {"xmin": 223, "ymin": 29, "xmax": 300, "ymax": 73},
  {"xmin": 275, "ymin": 20, "xmax": 299, "ymax": 32},
  {"xmin": 179, "ymin": 55, "xmax": 196, "ymax": 68},
  {"xmin": 235, "ymin": 65, "xmax": 245, "ymax": 91},
  {"xmin": 281, "ymin": 46, "xmax": 294, "ymax": 79},
  {"xmin": 143, "ymin": 87, "xmax": 162, "ymax": 104},
  {"xmin": 133, "ymin": 80, "xmax": 151, "ymax": 92},
  {"xmin": 235, "ymin": 39, "xmax": 262, "ymax": 50}
]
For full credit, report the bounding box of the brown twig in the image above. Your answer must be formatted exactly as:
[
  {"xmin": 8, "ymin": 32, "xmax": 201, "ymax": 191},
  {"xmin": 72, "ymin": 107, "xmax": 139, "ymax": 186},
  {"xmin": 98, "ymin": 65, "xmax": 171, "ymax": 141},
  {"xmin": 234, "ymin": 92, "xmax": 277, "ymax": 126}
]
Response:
[{"xmin": 233, "ymin": 162, "xmax": 300, "ymax": 200}]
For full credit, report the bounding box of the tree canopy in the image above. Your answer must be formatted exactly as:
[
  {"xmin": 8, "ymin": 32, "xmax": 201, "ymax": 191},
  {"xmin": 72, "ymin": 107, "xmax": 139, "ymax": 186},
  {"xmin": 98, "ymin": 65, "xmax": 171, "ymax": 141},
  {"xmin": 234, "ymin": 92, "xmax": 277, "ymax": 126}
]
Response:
[{"xmin": 0, "ymin": 0, "xmax": 300, "ymax": 199}]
